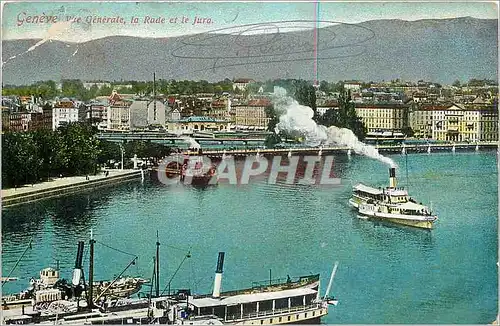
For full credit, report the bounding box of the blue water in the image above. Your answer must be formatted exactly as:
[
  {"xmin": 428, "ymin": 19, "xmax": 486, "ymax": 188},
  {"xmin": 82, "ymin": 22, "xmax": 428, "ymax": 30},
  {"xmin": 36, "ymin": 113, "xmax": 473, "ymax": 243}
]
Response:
[{"xmin": 2, "ymin": 151, "xmax": 498, "ymax": 323}]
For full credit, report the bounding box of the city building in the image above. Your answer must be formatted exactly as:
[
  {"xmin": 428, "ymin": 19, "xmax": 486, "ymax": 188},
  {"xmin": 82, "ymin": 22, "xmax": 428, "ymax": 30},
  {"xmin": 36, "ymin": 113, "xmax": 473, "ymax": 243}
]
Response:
[
  {"xmin": 431, "ymin": 104, "xmax": 481, "ymax": 142},
  {"xmin": 129, "ymin": 100, "xmax": 166, "ymax": 130},
  {"xmin": 233, "ymin": 99, "xmax": 271, "ymax": 130},
  {"xmin": 233, "ymin": 78, "xmax": 255, "ymax": 91},
  {"xmin": 87, "ymin": 102, "xmax": 108, "ymax": 130},
  {"xmin": 343, "ymin": 81, "xmax": 362, "ymax": 92},
  {"xmin": 167, "ymin": 116, "xmax": 228, "ymax": 133},
  {"xmin": 9, "ymin": 111, "xmax": 32, "ymax": 132},
  {"xmin": 208, "ymin": 98, "xmax": 230, "ymax": 121},
  {"xmin": 83, "ymin": 81, "xmax": 112, "ymax": 90},
  {"xmin": 478, "ymin": 105, "xmax": 498, "ymax": 141},
  {"xmin": 316, "ymin": 100, "xmax": 339, "ymax": 116},
  {"xmin": 2, "ymin": 107, "xmax": 10, "ymax": 132},
  {"xmin": 410, "ymin": 105, "xmax": 437, "ymax": 139},
  {"xmin": 107, "ymin": 90, "xmax": 133, "ymax": 131},
  {"xmin": 355, "ymin": 103, "xmax": 408, "ymax": 133},
  {"xmin": 52, "ymin": 98, "xmax": 79, "ymax": 130}
]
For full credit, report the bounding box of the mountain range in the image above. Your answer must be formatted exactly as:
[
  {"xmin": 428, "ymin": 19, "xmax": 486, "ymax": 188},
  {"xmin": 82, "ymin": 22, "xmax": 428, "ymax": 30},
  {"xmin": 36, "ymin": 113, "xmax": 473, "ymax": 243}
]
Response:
[{"xmin": 1, "ymin": 17, "xmax": 497, "ymax": 85}]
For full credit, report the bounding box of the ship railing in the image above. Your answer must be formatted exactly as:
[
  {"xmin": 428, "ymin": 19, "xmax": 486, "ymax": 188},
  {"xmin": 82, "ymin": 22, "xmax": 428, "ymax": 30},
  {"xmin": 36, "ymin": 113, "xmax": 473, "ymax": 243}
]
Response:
[{"xmin": 227, "ymin": 303, "xmax": 323, "ymax": 321}]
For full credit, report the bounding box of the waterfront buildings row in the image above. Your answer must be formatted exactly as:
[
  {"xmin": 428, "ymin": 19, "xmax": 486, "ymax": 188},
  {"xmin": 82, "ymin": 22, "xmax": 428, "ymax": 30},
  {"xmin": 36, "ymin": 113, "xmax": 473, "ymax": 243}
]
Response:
[{"xmin": 2, "ymin": 78, "xmax": 498, "ymax": 142}]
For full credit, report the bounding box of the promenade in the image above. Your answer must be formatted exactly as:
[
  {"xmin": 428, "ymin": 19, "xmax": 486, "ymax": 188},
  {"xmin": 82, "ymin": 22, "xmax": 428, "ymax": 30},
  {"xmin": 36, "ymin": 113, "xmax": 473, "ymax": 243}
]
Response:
[{"xmin": 2, "ymin": 169, "xmax": 144, "ymax": 208}]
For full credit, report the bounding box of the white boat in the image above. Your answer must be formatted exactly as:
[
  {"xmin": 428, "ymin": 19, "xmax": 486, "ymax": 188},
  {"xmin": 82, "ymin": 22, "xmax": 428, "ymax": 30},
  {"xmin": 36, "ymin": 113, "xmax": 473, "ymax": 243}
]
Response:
[
  {"xmin": 358, "ymin": 202, "xmax": 437, "ymax": 229},
  {"xmin": 350, "ymin": 168, "xmax": 438, "ymax": 229}
]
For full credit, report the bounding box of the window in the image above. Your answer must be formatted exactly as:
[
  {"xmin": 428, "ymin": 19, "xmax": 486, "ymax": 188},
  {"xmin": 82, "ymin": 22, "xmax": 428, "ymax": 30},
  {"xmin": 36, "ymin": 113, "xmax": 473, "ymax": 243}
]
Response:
[
  {"xmin": 288, "ymin": 316, "xmax": 291, "ymax": 321},
  {"xmin": 279, "ymin": 317, "xmax": 282, "ymax": 322},
  {"xmin": 260, "ymin": 320, "xmax": 263, "ymax": 325}
]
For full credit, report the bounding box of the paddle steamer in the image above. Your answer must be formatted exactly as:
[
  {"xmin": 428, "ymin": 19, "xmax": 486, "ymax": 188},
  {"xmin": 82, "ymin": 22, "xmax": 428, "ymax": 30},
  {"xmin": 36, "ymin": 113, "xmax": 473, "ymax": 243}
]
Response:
[{"xmin": 349, "ymin": 168, "xmax": 437, "ymax": 229}]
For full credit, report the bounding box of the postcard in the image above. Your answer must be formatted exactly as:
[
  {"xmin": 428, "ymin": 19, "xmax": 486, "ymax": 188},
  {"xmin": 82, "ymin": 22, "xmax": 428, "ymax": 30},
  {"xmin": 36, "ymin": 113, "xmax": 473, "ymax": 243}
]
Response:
[{"xmin": 1, "ymin": 1, "xmax": 498, "ymax": 324}]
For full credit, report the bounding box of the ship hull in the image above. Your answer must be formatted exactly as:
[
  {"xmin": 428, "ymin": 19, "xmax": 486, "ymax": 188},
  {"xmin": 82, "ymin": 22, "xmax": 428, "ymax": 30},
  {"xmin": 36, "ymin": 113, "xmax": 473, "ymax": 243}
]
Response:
[{"xmin": 357, "ymin": 209, "xmax": 436, "ymax": 229}]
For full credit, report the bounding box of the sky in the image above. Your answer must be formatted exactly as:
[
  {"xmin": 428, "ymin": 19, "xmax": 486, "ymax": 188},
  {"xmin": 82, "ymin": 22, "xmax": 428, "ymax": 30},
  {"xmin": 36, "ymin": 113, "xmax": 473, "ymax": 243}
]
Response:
[{"xmin": 1, "ymin": 1, "xmax": 498, "ymax": 42}]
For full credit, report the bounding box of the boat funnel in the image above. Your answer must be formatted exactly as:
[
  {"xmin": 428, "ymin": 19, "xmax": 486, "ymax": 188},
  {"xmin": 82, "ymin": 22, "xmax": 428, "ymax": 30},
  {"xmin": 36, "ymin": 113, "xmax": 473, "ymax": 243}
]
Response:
[
  {"xmin": 72, "ymin": 241, "xmax": 85, "ymax": 286},
  {"xmin": 212, "ymin": 252, "xmax": 225, "ymax": 298},
  {"xmin": 389, "ymin": 168, "xmax": 397, "ymax": 188}
]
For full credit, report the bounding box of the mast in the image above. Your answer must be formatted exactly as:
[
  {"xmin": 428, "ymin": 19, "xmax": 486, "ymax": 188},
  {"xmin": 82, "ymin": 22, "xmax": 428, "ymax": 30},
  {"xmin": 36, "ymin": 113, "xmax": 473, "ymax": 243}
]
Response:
[
  {"xmin": 153, "ymin": 72, "xmax": 157, "ymax": 122},
  {"xmin": 405, "ymin": 150, "xmax": 410, "ymax": 191},
  {"xmin": 156, "ymin": 230, "xmax": 160, "ymax": 297},
  {"xmin": 88, "ymin": 230, "xmax": 95, "ymax": 308},
  {"xmin": 94, "ymin": 256, "xmax": 138, "ymax": 302},
  {"xmin": 2, "ymin": 237, "xmax": 32, "ymax": 287}
]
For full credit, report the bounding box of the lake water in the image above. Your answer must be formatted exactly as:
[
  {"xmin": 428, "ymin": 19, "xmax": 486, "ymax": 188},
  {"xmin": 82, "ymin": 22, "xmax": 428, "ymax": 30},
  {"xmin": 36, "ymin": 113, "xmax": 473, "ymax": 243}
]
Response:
[{"xmin": 2, "ymin": 151, "xmax": 498, "ymax": 323}]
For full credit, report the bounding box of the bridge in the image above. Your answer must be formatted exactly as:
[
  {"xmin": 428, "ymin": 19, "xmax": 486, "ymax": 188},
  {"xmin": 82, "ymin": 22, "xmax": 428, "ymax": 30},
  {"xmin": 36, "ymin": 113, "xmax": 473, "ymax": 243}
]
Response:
[
  {"xmin": 185, "ymin": 142, "xmax": 498, "ymax": 157},
  {"xmin": 97, "ymin": 132, "xmax": 266, "ymax": 145}
]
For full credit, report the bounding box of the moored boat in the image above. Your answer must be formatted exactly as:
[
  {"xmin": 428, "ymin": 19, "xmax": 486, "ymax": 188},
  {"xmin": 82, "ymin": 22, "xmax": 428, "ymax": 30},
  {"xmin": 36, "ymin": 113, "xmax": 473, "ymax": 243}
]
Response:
[
  {"xmin": 151, "ymin": 152, "xmax": 218, "ymax": 187},
  {"xmin": 2, "ymin": 252, "xmax": 339, "ymax": 325}
]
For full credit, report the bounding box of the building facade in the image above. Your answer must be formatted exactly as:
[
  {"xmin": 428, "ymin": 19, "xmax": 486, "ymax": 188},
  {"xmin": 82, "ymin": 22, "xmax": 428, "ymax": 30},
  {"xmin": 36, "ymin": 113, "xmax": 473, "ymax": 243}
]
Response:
[
  {"xmin": 167, "ymin": 116, "xmax": 228, "ymax": 133},
  {"xmin": 355, "ymin": 104, "xmax": 408, "ymax": 133},
  {"xmin": 233, "ymin": 99, "xmax": 271, "ymax": 130},
  {"xmin": 52, "ymin": 99, "xmax": 79, "ymax": 130},
  {"xmin": 107, "ymin": 91, "xmax": 133, "ymax": 131}
]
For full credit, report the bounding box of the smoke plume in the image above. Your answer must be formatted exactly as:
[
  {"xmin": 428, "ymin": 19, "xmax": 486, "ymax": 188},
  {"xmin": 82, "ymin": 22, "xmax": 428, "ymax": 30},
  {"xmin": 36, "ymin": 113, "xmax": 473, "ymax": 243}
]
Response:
[{"xmin": 273, "ymin": 87, "xmax": 397, "ymax": 168}]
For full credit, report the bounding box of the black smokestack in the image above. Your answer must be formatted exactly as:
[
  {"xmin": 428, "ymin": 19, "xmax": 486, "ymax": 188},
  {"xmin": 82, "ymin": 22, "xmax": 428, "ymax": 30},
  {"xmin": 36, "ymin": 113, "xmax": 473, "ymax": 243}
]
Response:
[
  {"xmin": 216, "ymin": 252, "xmax": 225, "ymax": 273},
  {"xmin": 389, "ymin": 168, "xmax": 396, "ymax": 178},
  {"xmin": 75, "ymin": 241, "xmax": 84, "ymax": 269}
]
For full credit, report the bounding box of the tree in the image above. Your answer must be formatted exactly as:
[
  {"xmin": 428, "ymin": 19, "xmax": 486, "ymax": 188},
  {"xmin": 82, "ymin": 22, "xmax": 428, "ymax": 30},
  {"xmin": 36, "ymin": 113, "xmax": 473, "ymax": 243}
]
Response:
[
  {"xmin": 264, "ymin": 105, "xmax": 281, "ymax": 148},
  {"xmin": 337, "ymin": 90, "xmax": 366, "ymax": 140},
  {"xmin": 56, "ymin": 122, "xmax": 100, "ymax": 175},
  {"xmin": 97, "ymin": 140, "xmax": 121, "ymax": 166},
  {"xmin": 319, "ymin": 81, "xmax": 330, "ymax": 93},
  {"xmin": 294, "ymin": 81, "xmax": 317, "ymax": 119},
  {"xmin": 318, "ymin": 108, "xmax": 339, "ymax": 127},
  {"xmin": 402, "ymin": 126, "xmax": 414, "ymax": 137},
  {"xmin": 452, "ymin": 80, "xmax": 461, "ymax": 88}
]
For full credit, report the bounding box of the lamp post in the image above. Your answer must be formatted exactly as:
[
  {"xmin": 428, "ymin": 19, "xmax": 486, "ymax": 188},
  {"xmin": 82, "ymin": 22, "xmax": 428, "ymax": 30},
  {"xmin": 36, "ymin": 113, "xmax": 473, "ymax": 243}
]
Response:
[{"xmin": 119, "ymin": 143, "xmax": 124, "ymax": 170}]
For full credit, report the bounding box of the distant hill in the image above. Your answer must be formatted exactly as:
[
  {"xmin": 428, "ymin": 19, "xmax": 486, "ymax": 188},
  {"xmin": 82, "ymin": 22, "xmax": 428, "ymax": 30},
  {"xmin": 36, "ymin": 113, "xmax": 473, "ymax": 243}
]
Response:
[{"xmin": 2, "ymin": 17, "xmax": 497, "ymax": 85}]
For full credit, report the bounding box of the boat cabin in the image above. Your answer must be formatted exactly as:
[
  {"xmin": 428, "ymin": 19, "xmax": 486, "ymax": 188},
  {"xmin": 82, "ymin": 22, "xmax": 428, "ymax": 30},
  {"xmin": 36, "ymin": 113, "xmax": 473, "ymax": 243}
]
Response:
[
  {"xmin": 353, "ymin": 184, "xmax": 410, "ymax": 204},
  {"xmin": 353, "ymin": 184, "xmax": 384, "ymax": 202},
  {"xmin": 187, "ymin": 287, "xmax": 319, "ymax": 322},
  {"xmin": 389, "ymin": 201, "xmax": 431, "ymax": 216},
  {"xmin": 39, "ymin": 268, "xmax": 59, "ymax": 287},
  {"xmin": 383, "ymin": 188, "xmax": 409, "ymax": 204}
]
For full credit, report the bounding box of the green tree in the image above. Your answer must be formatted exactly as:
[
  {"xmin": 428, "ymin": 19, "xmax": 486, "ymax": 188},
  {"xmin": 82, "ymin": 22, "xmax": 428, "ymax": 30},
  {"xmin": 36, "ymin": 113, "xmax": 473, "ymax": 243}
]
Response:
[
  {"xmin": 294, "ymin": 81, "xmax": 317, "ymax": 119},
  {"xmin": 56, "ymin": 122, "xmax": 100, "ymax": 175},
  {"xmin": 2, "ymin": 132, "xmax": 41, "ymax": 188},
  {"xmin": 338, "ymin": 90, "xmax": 366, "ymax": 140},
  {"xmin": 319, "ymin": 81, "xmax": 330, "ymax": 93},
  {"xmin": 452, "ymin": 80, "xmax": 461, "ymax": 88},
  {"xmin": 97, "ymin": 140, "xmax": 122, "ymax": 166}
]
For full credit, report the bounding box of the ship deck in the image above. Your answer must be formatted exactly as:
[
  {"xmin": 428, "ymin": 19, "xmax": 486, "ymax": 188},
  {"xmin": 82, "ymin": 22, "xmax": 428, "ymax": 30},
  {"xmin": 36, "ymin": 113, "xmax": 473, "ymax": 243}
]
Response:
[{"xmin": 188, "ymin": 287, "xmax": 317, "ymax": 308}]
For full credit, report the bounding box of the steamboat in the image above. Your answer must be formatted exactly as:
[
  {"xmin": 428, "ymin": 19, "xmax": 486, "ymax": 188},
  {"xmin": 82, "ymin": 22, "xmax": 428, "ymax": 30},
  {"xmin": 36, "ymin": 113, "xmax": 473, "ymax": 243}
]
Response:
[
  {"xmin": 151, "ymin": 150, "xmax": 217, "ymax": 186},
  {"xmin": 349, "ymin": 168, "xmax": 438, "ymax": 229},
  {"xmin": 2, "ymin": 240, "xmax": 146, "ymax": 315},
  {"xmin": 3, "ymin": 252, "xmax": 339, "ymax": 325}
]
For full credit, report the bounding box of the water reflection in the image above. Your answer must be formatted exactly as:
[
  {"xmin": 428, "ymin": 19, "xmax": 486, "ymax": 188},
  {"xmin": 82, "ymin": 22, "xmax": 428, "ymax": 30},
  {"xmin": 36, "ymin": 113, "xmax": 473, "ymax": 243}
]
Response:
[
  {"xmin": 2, "ymin": 188, "xmax": 114, "ymax": 238},
  {"xmin": 350, "ymin": 213, "xmax": 435, "ymax": 252}
]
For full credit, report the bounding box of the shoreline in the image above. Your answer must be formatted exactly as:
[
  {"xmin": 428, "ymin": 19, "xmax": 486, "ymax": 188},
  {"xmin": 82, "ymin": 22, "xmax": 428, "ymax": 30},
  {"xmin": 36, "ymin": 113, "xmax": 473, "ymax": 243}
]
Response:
[{"xmin": 1, "ymin": 169, "xmax": 146, "ymax": 209}]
